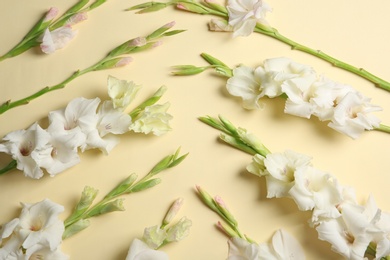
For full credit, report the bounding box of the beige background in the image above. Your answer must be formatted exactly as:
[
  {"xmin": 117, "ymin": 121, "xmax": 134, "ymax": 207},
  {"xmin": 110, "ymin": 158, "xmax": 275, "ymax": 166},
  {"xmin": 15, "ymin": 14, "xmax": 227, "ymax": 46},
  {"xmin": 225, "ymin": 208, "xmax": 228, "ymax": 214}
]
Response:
[{"xmin": 1, "ymin": 1, "xmax": 390, "ymax": 259}]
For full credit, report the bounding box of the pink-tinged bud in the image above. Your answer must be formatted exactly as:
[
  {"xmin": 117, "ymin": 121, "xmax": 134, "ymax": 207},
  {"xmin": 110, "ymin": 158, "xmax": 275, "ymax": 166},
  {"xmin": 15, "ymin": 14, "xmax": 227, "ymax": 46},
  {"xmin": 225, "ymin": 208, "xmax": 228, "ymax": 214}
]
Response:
[
  {"xmin": 130, "ymin": 37, "xmax": 147, "ymax": 47},
  {"xmin": 176, "ymin": 4, "xmax": 188, "ymax": 10},
  {"xmin": 163, "ymin": 21, "xmax": 176, "ymax": 28},
  {"xmin": 152, "ymin": 41, "xmax": 163, "ymax": 48},
  {"xmin": 44, "ymin": 7, "xmax": 59, "ymax": 22},
  {"xmin": 163, "ymin": 197, "xmax": 184, "ymax": 225},
  {"xmin": 116, "ymin": 57, "xmax": 133, "ymax": 67},
  {"xmin": 216, "ymin": 221, "xmax": 238, "ymax": 238},
  {"xmin": 214, "ymin": 195, "xmax": 227, "ymax": 209},
  {"xmin": 67, "ymin": 12, "xmax": 88, "ymax": 26}
]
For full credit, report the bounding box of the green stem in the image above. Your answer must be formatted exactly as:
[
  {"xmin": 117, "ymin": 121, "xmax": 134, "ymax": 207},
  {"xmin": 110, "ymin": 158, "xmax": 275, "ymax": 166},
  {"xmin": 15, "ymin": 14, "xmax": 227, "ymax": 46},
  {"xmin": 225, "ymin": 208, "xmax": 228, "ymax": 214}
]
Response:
[
  {"xmin": 374, "ymin": 124, "xmax": 390, "ymax": 134},
  {"xmin": 0, "ymin": 160, "xmax": 17, "ymax": 175},
  {"xmin": 254, "ymin": 26, "xmax": 390, "ymax": 92},
  {"xmin": 0, "ymin": 69, "xmax": 87, "ymax": 115}
]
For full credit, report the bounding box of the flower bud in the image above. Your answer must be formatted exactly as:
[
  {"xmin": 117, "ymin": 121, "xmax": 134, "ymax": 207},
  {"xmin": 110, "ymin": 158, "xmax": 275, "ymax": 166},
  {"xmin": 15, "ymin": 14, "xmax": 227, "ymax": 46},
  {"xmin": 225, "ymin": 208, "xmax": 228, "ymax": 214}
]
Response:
[
  {"xmin": 237, "ymin": 127, "xmax": 270, "ymax": 156},
  {"xmin": 146, "ymin": 21, "xmax": 176, "ymax": 40},
  {"xmin": 171, "ymin": 65, "xmax": 207, "ymax": 76},
  {"xmin": 216, "ymin": 221, "xmax": 238, "ymax": 238},
  {"xmin": 62, "ymin": 219, "xmax": 90, "ymax": 239},
  {"xmin": 94, "ymin": 57, "xmax": 133, "ymax": 71},
  {"xmin": 44, "ymin": 7, "xmax": 59, "ymax": 22},
  {"xmin": 195, "ymin": 185, "xmax": 219, "ymax": 212},
  {"xmin": 176, "ymin": 2, "xmax": 210, "ymax": 14},
  {"xmin": 87, "ymin": 198, "xmax": 125, "ymax": 217},
  {"xmin": 163, "ymin": 198, "xmax": 184, "ymax": 226},
  {"xmin": 214, "ymin": 196, "xmax": 237, "ymax": 226},
  {"xmin": 66, "ymin": 12, "xmax": 88, "ymax": 26}
]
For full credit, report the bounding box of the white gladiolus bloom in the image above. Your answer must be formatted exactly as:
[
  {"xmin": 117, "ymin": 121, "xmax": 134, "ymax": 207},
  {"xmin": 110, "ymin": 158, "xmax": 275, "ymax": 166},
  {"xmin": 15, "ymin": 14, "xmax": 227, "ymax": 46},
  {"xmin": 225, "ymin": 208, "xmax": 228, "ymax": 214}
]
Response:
[
  {"xmin": 328, "ymin": 91, "xmax": 382, "ymax": 139},
  {"xmin": 125, "ymin": 238, "xmax": 169, "ymax": 260},
  {"xmin": 310, "ymin": 77, "xmax": 355, "ymax": 121},
  {"xmin": 288, "ymin": 166, "xmax": 342, "ymax": 220},
  {"xmin": 26, "ymin": 244, "xmax": 69, "ymax": 260},
  {"xmin": 227, "ymin": 0, "xmax": 272, "ymax": 37},
  {"xmin": 84, "ymin": 101, "xmax": 131, "ymax": 154},
  {"xmin": 130, "ymin": 102, "xmax": 172, "ymax": 136},
  {"xmin": 260, "ymin": 57, "xmax": 317, "ymax": 98},
  {"xmin": 226, "ymin": 65, "xmax": 266, "ymax": 109},
  {"xmin": 37, "ymin": 130, "xmax": 81, "ymax": 176},
  {"xmin": 317, "ymin": 195, "xmax": 390, "ymax": 259},
  {"xmin": 262, "ymin": 150, "xmax": 312, "ymax": 198},
  {"xmin": 227, "ymin": 237, "xmax": 262, "ymax": 259},
  {"xmin": 40, "ymin": 26, "xmax": 77, "ymax": 54},
  {"xmin": 0, "ymin": 123, "xmax": 51, "ymax": 179},
  {"xmin": 17, "ymin": 199, "xmax": 64, "ymax": 250},
  {"xmin": 227, "ymin": 229, "xmax": 305, "ymax": 260},
  {"xmin": 107, "ymin": 75, "xmax": 141, "ymax": 110},
  {"xmin": 48, "ymin": 97, "xmax": 100, "ymax": 151}
]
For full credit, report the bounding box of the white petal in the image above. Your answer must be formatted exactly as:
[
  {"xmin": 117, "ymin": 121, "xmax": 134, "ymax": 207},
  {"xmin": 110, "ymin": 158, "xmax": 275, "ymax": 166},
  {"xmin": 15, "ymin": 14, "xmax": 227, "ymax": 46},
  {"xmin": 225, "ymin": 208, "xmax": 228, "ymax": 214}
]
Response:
[
  {"xmin": 271, "ymin": 229, "xmax": 305, "ymax": 259},
  {"xmin": 125, "ymin": 239, "xmax": 168, "ymax": 260}
]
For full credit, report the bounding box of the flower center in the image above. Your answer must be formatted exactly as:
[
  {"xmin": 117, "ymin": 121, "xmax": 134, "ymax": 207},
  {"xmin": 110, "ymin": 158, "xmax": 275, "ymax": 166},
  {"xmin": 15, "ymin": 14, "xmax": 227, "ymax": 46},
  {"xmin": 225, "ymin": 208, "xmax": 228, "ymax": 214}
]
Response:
[
  {"xmin": 20, "ymin": 141, "xmax": 33, "ymax": 156},
  {"xmin": 344, "ymin": 230, "xmax": 355, "ymax": 244}
]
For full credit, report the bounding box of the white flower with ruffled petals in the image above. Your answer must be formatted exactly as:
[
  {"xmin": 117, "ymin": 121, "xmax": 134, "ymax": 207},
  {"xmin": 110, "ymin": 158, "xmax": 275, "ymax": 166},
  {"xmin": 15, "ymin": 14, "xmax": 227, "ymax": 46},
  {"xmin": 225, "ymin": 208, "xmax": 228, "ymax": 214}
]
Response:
[
  {"xmin": 84, "ymin": 101, "xmax": 132, "ymax": 154},
  {"xmin": 227, "ymin": 0, "xmax": 272, "ymax": 37},
  {"xmin": 125, "ymin": 238, "xmax": 168, "ymax": 260},
  {"xmin": 0, "ymin": 123, "xmax": 51, "ymax": 179},
  {"xmin": 288, "ymin": 166, "xmax": 342, "ymax": 221},
  {"xmin": 130, "ymin": 102, "xmax": 172, "ymax": 136},
  {"xmin": 17, "ymin": 199, "xmax": 64, "ymax": 251},
  {"xmin": 37, "ymin": 130, "xmax": 82, "ymax": 176},
  {"xmin": 227, "ymin": 229, "xmax": 305, "ymax": 260},
  {"xmin": 226, "ymin": 65, "xmax": 266, "ymax": 109},
  {"xmin": 262, "ymin": 150, "xmax": 312, "ymax": 198},
  {"xmin": 48, "ymin": 97, "xmax": 100, "ymax": 151},
  {"xmin": 328, "ymin": 91, "xmax": 382, "ymax": 139},
  {"xmin": 107, "ymin": 75, "xmax": 141, "ymax": 110}
]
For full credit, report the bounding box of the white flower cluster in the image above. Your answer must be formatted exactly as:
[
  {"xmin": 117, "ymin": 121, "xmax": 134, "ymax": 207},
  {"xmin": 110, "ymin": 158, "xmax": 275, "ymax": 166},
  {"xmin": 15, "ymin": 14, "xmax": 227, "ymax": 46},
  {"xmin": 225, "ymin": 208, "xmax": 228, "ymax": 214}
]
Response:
[
  {"xmin": 247, "ymin": 150, "xmax": 390, "ymax": 259},
  {"xmin": 228, "ymin": 229, "xmax": 305, "ymax": 260},
  {"xmin": 0, "ymin": 76, "xmax": 172, "ymax": 179},
  {"xmin": 0, "ymin": 199, "xmax": 68, "ymax": 259},
  {"xmin": 226, "ymin": 57, "xmax": 382, "ymax": 139}
]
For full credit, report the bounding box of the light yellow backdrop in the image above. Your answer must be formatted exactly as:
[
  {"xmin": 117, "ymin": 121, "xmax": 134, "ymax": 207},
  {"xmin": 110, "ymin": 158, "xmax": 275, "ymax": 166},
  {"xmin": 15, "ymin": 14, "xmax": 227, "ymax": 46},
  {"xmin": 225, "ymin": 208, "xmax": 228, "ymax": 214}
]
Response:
[{"xmin": 1, "ymin": 1, "xmax": 389, "ymax": 259}]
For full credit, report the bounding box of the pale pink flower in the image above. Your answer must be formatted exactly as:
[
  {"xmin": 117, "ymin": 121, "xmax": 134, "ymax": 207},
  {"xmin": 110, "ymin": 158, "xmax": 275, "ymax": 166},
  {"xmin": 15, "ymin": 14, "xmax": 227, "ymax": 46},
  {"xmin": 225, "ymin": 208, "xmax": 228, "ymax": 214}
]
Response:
[{"xmin": 40, "ymin": 26, "xmax": 77, "ymax": 54}]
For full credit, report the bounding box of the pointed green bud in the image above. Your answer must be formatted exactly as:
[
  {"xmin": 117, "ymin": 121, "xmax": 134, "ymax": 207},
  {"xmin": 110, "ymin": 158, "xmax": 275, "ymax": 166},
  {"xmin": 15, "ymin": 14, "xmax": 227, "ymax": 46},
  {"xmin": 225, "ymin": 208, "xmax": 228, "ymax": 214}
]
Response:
[
  {"xmin": 146, "ymin": 21, "xmax": 176, "ymax": 40},
  {"xmin": 105, "ymin": 173, "xmax": 138, "ymax": 199},
  {"xmin": 218, "ymin": 115, "xmax": 238, "ymax": 135},
  {"xmin": 237, "ymin": 127, "xmax": 270, "ymax": 156},
  {"xmin": 129, "ymin": 178, "xmax": 162, "ymax": 192},
  {"xmin": 220, "ymin": 133, "xmax": 258, "ymax": 155},
  {"xmin": 88, "ymin": 0, "xmax": 108, "ymax": 10},
  {"xmin": 216, "ymin": 221, "xmax": 239, "ymax": 238},
  {"xmin": 87, "ymin": 199, "xmax": 125, "ymax": 218},
  {"xmin": 171, "ymin": 65, "xmax": 208, "ymax": 76},
  {"xmin": 62, "ymin": 219, "xmax": 90, "ymax": 239},
  {"xmin": 126, "ymin": 2, "xmax": 157, "ymax": 11},
  {"xmin": 203, "ymin": 0, "xmax": 228, "ymax": 15},
  {"xmin": 93, "ymin": 57, "xmax": 133, "ymax": 71},
  {"xmin": 214, "ymin": 195, "xmax": 237, "ymax": 227},
  {"xmin": 176, "ymin": 2, "xmax": 211, "ymax": 14},
  {"xmin": 136, "ymin": 3, "xmax": 168, "ymax": 13},
  {"xmin": 195, "ymin": 185, "xmax": 219, "ymax": 212}
]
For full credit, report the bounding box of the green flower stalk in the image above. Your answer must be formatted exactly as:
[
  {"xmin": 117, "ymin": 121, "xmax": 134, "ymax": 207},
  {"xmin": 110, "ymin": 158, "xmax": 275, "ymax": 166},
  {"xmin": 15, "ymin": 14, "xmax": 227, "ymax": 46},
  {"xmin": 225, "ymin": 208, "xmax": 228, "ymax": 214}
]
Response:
[
  {"xmin": 128, "ymin": 0, "xmax": 390, "ymax": 92},
  {"xmin": 63, "ymin": 147, "xmax": 188, "ymax": 239},
  {"xmin": 0, "ymin": 21, "xmax": 184, "ymax": 115},
  {"xmin": 0, "ymin": 0, "xmax": 107, "ymax": 62}
]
